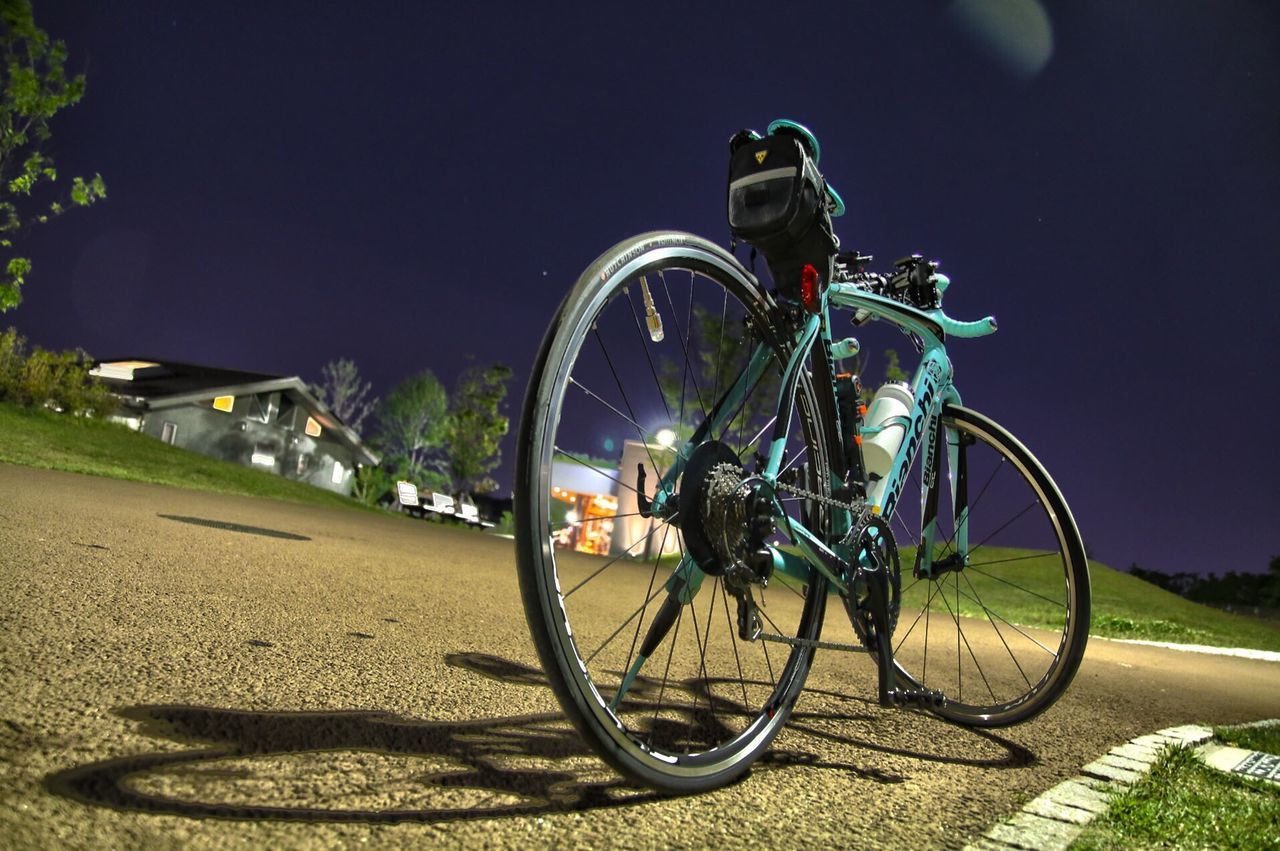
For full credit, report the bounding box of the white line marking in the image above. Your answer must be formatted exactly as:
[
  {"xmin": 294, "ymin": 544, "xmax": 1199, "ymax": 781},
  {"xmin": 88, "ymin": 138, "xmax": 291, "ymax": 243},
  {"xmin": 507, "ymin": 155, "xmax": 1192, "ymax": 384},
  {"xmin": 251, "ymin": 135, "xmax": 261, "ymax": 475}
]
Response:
[{"xmin": 1096, "ymin": 637, "xmax": 1280, "ymax": 663}]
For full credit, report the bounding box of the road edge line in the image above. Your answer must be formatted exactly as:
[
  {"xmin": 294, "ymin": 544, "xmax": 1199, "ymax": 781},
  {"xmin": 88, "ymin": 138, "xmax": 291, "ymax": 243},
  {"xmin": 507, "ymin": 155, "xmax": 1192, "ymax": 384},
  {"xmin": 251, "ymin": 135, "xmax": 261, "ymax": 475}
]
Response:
[{"xmin": 1092, "ymin": 637, "xmax": 1280, "ymax": 663}]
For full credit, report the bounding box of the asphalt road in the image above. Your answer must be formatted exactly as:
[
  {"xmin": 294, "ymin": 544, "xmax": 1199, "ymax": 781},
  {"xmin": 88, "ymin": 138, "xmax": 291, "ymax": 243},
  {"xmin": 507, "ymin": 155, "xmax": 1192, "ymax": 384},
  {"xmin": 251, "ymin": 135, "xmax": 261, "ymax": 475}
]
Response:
[{"xmin": 2, "ymin": 464, "xmax": 1277, "ymax": 849}]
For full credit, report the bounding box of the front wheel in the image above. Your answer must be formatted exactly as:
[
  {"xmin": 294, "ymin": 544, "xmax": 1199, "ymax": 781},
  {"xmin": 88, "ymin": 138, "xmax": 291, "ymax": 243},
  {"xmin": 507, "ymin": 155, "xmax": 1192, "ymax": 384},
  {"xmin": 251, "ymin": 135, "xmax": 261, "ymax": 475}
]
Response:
[{"xmin": 886, "ymin": 405, "xmax": 1091, "ymax": 726}]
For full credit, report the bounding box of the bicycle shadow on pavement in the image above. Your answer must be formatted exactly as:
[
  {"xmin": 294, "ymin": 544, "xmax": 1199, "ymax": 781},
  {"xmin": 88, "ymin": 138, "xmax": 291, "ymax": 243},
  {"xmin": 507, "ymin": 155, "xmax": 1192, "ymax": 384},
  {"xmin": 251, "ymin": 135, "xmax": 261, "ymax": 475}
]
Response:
[{"xmin": 45, "ymin": 653, "xmax": 1034, "ymax": 823}]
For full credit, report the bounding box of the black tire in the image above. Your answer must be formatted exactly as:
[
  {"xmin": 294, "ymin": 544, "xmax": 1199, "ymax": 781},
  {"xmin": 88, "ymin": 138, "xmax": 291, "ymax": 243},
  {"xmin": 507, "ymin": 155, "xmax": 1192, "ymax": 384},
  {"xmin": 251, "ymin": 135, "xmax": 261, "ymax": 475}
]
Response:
[
  {"xmin": 515, "ymin": 232, "xmax": 834, "ymax": 793},
  {"xmin": 885, "ymin": 404, "xmax": 1091, "ymax": 726}
]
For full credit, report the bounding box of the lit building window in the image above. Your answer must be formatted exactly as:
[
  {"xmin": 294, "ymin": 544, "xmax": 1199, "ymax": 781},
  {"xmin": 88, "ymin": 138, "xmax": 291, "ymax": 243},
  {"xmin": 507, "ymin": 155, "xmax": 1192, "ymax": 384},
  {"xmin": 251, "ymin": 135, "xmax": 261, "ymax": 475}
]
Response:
[
  {"xmin": 212, "ymin": 395, "xmax": 234, "ymax": 413},
  {"xmin": 251, "ymin": 447, "xmax": 276, "ymax": 467},
  {"xmin": 161, "ymin": 422, "xmax": 178, "ymax": 445},
  {"xmin": 331, "ymin": 460, "xmax": 345, "ymax": 484},
  {"xmin": 305, "ymin": 416, "xmax": 322, "ymax": 437}
]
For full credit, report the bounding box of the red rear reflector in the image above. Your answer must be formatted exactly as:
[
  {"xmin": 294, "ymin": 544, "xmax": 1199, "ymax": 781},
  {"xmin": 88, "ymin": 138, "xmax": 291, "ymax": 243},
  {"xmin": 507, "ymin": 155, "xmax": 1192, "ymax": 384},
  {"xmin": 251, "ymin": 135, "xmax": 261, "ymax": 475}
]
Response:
[{"xmin": 800, "ymin": 264, "xmax": 821, "ymax": 313}]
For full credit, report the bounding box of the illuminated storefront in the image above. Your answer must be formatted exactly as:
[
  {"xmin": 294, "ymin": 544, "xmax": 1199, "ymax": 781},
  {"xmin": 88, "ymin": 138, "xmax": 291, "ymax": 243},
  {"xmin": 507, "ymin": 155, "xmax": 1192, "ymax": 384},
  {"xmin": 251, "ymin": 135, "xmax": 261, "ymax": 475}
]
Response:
[{"xmin": 550, "ymin": 440, "xmax": 681, "ymax": 559}]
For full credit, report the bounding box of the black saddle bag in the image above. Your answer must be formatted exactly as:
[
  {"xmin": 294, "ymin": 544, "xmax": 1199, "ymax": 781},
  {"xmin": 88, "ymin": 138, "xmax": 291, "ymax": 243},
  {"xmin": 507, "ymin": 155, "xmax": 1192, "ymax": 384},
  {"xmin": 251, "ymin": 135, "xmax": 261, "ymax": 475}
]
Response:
[{"xmin": 727, "ymin": 133, "xmax": 837, "ymax": 301}]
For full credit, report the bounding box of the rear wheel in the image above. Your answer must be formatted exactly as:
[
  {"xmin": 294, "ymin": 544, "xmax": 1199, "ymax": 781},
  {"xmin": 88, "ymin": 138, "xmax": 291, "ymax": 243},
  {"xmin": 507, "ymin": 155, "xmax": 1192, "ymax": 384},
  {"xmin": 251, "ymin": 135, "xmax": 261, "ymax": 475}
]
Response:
[
  {"xmin": 886, "ymin": 405, "xmax": 1090, "ymax": 726},
  {"xmin": 515, "ymin": 232, "xmax": 834, "ymax": 792}
]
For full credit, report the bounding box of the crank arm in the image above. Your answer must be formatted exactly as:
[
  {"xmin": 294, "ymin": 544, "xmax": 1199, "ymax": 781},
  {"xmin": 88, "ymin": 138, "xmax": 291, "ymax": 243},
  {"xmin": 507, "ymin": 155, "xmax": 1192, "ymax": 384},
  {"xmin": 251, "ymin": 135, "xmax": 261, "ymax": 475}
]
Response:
[{"xmin": 863, "ymin": 562, "xmax": 897, "ymax": 707}]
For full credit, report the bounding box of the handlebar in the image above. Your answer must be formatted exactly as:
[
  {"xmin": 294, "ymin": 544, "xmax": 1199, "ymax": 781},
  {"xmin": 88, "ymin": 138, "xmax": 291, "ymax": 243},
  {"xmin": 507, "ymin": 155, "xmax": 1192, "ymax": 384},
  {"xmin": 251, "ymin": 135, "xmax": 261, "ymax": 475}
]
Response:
[
  {"xmin": 933, "ymin": 313, "xmax": 998, "ymax": 338},
  {"xmin": 830, "ymin": 255, "xmax": 997, "ymax": 340}
]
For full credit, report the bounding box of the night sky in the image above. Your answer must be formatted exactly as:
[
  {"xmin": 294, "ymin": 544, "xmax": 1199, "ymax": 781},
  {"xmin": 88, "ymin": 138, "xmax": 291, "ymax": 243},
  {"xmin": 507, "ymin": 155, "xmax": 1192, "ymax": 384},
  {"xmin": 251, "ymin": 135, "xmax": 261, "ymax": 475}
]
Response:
[{"xmin": 10, "ymin": 1, "xmax": 1279, "ymax": 578}]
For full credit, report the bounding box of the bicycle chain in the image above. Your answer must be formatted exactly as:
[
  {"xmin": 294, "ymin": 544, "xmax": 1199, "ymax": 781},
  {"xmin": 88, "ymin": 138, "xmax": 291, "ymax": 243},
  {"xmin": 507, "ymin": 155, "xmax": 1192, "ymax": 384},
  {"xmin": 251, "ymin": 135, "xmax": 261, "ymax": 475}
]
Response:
[
  {"xmin": 757, "ymin": 631, "xmax": 868, "ymax": 653},
  {"xmin": 766, "ymin": 478, "xmax": 891, "ymax": 655},
  {"xmin": 772, "ymin": 478, "xmax": 860, "ymax": 515}
]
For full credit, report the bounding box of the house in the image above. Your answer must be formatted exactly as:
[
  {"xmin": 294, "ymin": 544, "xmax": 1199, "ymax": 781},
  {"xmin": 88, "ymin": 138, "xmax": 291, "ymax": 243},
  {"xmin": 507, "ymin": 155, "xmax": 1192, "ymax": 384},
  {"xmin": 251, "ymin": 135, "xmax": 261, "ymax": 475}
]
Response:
[{"xmin": 90, "ymin": 358, "xmax": 378, "ymax": 496}]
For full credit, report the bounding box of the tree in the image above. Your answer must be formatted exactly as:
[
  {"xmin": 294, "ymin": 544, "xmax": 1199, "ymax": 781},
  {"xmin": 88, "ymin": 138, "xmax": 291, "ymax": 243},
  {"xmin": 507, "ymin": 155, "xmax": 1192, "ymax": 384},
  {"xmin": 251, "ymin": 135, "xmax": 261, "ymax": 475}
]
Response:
[
  {"xmin": 371, "ymin": 369, "xmax": 449, "ymax": 489},
  {"xmin": 1, "ymin": 0, "xmax": 106, "ymax": 311},
  {"xmin": 311, "ymin": 357, "xmax": 377, "ymax": 434},
  {"xmin": 656, "ymin": 302, "xmax": 780, "ymax": 458},
  {"xmin": 854, "ymin": 347, "xmax": 909, "ymax": 404},
  {"xmin": 444, "ymin": 362, "xmax": 511, "ymax": 495},
  {"xmin": 350, "ymin": 464, "xmax": 393, "ymax": 507}
]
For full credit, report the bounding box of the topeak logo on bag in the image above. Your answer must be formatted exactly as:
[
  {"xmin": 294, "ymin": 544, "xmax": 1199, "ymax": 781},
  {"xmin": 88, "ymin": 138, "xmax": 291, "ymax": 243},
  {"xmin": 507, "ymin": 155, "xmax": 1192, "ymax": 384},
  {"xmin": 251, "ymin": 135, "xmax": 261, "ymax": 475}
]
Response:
[{"xmin": 755, "ymin": 150, "xmax": 768, "ymax": 165}]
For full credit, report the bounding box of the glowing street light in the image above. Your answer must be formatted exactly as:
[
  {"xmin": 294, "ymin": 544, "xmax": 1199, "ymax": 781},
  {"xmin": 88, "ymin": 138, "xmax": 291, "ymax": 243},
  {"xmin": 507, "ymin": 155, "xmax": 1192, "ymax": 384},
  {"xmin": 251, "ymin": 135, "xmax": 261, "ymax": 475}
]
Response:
[{"xmin": 655, "ymin": 428, "xmax": 676, "ymax": 449}]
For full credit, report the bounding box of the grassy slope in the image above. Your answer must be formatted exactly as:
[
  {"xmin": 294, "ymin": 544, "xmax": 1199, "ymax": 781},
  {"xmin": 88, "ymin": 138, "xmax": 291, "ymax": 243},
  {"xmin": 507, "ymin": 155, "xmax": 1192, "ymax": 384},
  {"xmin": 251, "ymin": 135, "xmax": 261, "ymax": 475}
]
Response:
[
  {"xmin": 893, "ymin": 544, "xmax": 1280, "ymax": 651},
  {"xmin": 0, "ymin": 401, "xmax": 371, "ymax": 513},
  {"xmin": 3, "ymin": 401, "xmax": 1279, "ymax": 651}
]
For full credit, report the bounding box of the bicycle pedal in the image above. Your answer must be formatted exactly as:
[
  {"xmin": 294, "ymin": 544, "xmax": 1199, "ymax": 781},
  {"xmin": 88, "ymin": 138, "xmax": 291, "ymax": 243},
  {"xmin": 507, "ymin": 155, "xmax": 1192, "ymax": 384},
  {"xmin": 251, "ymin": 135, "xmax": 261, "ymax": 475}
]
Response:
[{"xmin": 887, "ymin": 688, "xmax": 946, "ymax": 710}]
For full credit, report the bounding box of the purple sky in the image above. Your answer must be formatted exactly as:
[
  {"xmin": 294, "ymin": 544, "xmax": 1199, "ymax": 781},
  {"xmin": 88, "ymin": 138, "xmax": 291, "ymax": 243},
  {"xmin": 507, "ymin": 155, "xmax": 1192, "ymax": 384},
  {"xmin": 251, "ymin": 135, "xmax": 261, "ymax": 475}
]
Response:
[{"xmin": 11, "ymin": 1, "xmax": 1279, "ymax": 577}]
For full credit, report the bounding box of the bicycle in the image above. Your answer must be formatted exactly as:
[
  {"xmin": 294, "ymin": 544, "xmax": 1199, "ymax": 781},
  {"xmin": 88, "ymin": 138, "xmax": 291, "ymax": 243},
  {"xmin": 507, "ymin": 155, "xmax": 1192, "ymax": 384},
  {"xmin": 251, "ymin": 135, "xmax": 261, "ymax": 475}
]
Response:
[{"xmin": 515, "ymin": 120, "xmax": 1091, "ymax": 794}]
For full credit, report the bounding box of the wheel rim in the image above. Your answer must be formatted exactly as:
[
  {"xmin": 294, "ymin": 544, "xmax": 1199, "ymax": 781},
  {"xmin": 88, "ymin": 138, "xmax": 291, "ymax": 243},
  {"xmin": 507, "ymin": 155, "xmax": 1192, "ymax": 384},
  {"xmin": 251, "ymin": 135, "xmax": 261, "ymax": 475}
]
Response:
[
  {"xmin": 885, "ymin": 409, "xmax": 1086, "ymax": 724},
  {"xmin": 525, "ymin": 246, "xmax": 829, "ymax": 774}
]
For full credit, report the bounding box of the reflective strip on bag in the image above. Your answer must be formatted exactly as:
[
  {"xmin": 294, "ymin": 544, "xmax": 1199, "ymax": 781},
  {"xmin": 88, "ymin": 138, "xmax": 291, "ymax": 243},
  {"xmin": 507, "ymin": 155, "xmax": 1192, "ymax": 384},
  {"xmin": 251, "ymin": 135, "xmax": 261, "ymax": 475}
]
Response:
[{"xmin": 729, "ymin": 166, "xmax": 799, "ymax": 191}]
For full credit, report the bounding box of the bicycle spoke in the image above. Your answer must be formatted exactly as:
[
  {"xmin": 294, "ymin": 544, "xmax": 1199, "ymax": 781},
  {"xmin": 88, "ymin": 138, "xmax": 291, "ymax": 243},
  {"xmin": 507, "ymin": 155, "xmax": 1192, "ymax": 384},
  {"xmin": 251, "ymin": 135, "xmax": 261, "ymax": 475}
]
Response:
[
  {"xmin": 965, "ymin": 564, "xmax": 1066, "ymax": 610},
  {"xmin": 965, "ymin": 499, "xmax": 1040, "ymax": 557},
  {"xmin": 649, "ymin": 603, "xmax": 685, "ymax": 748},
  {"xmin": 585, "ymin": 578, "xmax": 669, "ymax": 665},
  {"xmin": 569, "ymin": 376, "xmax": 652, "ymax": 437},
  {"xmin": 962, "ymin": 570, "xmax": 1033, "ymax": 691},
  {"xmin": 894, "ymin": 574, "xmax": 945, "ymax": 651},
  {"xmin": 593, "ymin": 329, "xmax": 670, "ymax": 479},
  {"xmin": 624, "ymin": 287, "xmax": 673, "ymax": 423},
  {"xmin": 954, "ymin": 582, "xmax": 1060, "ymax": 657},
  {"xmin": 719, "ymin": 579, "xmax": 751, "ymax": 712},
  {"xmin": 713, "ymin": 287, "xmax": 729, "ymax": 406},
  {"xmin": 967, "ymin": 551, "xmax": 1059, "ymax": 569},
  {"xmin": 619, "ymin": 523, "xmax": 672, "ymax": 677},
  {"xmin": 739, "ymin": 414, "xmax": 778, "ymax": 463},
  {"xmin": 554, "ymin": 445, "xmax": 644, "ymax": 499},
  {"xmin": 564, "ymin": 515, "xmax": 677, "ymax": 598},
  {"xmin": 687, "ymin": 576, "xmax": 716, "ymax": 744},
  {"xmin": 658, "ymin": 270, "xmax": 708, "ymax": 420}
]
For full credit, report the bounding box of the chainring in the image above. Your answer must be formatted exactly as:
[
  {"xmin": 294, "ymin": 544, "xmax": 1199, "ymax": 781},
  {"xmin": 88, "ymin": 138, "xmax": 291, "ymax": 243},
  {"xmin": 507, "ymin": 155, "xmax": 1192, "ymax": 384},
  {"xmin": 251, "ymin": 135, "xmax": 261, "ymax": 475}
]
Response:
[{"xmin": 841, "ymin": 513, "xmax": 902, "ymax": 652}]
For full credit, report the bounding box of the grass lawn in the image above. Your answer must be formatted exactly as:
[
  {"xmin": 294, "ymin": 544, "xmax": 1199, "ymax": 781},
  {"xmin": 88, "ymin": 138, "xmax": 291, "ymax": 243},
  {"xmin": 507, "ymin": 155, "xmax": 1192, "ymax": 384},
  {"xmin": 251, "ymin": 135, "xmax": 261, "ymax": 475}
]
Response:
[
  {"xmin": 1070, "ymin": 735, "xmax": 1280, "ymax": 851},
  {"xmin": 897, "ymin": 545, "xmax": 1280, "ymax": 652},
  {"xmin": 1216, "ymin": 723, "xmax": 1280, "ymax": 756},
  {"xmin": 0, "ymin": 401, "xmax": 373, "ymax": 513}
]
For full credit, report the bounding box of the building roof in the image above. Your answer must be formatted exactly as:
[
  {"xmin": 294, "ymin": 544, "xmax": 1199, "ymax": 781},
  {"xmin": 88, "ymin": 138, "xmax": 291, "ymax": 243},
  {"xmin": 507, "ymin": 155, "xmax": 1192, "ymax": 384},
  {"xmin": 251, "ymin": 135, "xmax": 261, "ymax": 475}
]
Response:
[{"xmin": 91, "ymin": 358, "xmax": 380, "ymax": 467}]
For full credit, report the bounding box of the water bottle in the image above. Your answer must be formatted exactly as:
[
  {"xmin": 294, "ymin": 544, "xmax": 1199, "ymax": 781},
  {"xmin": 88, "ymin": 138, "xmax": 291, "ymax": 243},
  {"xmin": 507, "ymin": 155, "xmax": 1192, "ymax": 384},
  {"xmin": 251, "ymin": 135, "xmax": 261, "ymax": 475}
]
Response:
[{"xmin": 861, "ymin": 382, "xmax": 914, "ymax": 499}]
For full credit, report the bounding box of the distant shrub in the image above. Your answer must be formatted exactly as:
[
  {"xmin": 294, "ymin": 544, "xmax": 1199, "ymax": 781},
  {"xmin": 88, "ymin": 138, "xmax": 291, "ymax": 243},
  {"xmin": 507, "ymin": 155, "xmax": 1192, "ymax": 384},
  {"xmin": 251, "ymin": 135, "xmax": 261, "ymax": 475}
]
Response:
[
  {"xmin": 1092, "ymin": 614, "xmax": 1209, "ymax": 642},
  {"xmin": 493, "ymin": 510, "xmax": 515, "ymax": 535},
  {"xmin": 0, "ymin": 326, "xmax": 24, "ymax": 395},
  {"xmin": 0, "ymin": 326, "xmax": 115, "ymax": 416}
]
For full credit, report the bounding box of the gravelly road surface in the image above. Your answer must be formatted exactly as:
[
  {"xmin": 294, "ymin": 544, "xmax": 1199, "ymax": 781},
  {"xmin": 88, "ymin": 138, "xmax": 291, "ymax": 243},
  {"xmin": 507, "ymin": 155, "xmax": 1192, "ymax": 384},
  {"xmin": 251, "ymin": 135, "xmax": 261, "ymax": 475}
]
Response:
[{"xmin": 2, "ymin": 464, "xmax": 1277, "ymax": 849}]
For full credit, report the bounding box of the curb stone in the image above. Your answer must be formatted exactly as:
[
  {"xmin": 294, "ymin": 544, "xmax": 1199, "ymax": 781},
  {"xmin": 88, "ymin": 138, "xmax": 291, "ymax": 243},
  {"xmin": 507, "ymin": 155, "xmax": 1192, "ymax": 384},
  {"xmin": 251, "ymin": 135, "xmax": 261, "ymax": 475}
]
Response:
[{"xmin": 961, "ymin": 724, "xmax": 1216, "ymax": 851}]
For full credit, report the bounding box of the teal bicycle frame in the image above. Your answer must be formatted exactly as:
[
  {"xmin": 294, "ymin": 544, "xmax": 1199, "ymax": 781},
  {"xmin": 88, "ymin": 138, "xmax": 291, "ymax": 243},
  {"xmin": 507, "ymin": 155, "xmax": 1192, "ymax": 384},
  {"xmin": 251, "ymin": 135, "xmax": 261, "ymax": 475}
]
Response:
[{"xmin": 643, "ymin": 273, "xmax": 998, "ymax": 601}]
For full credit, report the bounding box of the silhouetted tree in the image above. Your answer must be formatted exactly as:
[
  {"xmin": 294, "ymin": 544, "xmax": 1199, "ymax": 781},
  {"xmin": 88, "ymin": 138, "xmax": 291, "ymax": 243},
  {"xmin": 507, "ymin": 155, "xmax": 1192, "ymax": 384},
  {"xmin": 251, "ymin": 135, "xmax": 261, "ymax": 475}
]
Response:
[
  {"xmin": 1, "ymin": 0, "xmax": 106, "ymax": 311},
  {"xmin": 312, "ymin": 357, "xmax": 377, "ymax": 434}
]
